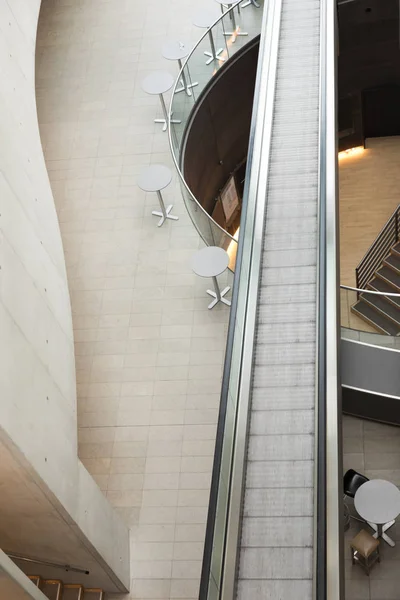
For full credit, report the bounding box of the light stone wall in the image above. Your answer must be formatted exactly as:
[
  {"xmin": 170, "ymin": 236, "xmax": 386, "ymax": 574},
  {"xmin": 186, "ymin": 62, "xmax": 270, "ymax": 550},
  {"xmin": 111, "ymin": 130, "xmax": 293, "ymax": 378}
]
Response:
[{"xmin": 0, "ymin": 0, "xmax": 129, "ymax": 591}]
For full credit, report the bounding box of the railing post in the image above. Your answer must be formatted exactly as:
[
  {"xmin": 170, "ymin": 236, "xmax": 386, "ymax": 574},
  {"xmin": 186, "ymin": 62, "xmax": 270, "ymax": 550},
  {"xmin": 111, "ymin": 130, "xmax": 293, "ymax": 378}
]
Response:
[
  {"xmin": 355, "ymin": 268, "xmax": 360, "ymax": 299},
  {"xmin": 396, "ymin": 207, "xmax": 399, "ymax": 243}
]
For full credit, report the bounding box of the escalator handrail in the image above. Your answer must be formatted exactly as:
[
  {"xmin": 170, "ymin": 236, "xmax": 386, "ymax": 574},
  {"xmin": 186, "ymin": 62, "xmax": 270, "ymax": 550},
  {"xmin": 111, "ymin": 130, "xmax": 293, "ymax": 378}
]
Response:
[{"xmin": 318, "ymin": 1, "xmax": 342, "ymax": 598}]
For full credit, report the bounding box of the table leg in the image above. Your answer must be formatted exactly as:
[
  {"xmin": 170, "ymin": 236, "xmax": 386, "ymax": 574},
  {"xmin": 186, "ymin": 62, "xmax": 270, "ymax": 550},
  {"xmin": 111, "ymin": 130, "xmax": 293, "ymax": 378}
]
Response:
[
  {"xmin": 174, "ymin": 59, "xmax": 198, "ymax": 96},
  {"xmin": 206, "ymin": 277, "xmax": 231, "ymax": 309},
  {"xmin": 369, "ymin": 521, "xmax": 396, "ymax": 546},
  {"xmin": 223, "ymin": 9, "xmax": 249, "ymax": 39},
  {"xmin": 242, "ymin": 0, "xmax": 260, "ymax": 6},
  {"xmin": 154, "ymin": 94, "xmax": 181, "ymax": 131},
  {"xmin": 204, "ymin": 30, "xmax": 225, "ymax": 65},
  {"xmin": 382, "ymin": 520, "xmax": 396, "ymax": 546},
  {"xmin": 152, "ymin": 191, "xmax": 179, "ymax": 227}
]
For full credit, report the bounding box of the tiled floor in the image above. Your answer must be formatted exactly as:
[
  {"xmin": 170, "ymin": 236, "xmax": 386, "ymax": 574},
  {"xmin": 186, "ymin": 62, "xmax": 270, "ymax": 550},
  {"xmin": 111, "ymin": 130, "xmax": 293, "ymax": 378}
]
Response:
[
  {"xmin": 33, "ymin": 0, "xmax": 266, "ymax": 597},
  {"xmin": 343, "ymin": 415, "xmax": 400, "ymax": 600}
]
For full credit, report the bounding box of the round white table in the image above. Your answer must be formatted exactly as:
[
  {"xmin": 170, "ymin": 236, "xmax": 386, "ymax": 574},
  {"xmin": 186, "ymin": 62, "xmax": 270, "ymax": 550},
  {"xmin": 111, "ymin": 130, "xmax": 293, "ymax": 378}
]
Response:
[
  {"xmin": 162, "ymin": 41, "xmax": 198, "ymax": 96},
  {"xmin": 355, "ymin": 479, "xmax": 400, "ymax": 547},
  {"xmin": 193, "ymin": 10, "xmax": 225, "ymax": 65},
  {"xmin": 137, "ymin": 164, "xmax": 179, "ymax": 227},
  {"xmin": 141, "ymin": 71, "xmax": 181, "ymax": 132},
  {"xmin": 192, "ymin": 246, "xmax": 231, "ymax": 309}
]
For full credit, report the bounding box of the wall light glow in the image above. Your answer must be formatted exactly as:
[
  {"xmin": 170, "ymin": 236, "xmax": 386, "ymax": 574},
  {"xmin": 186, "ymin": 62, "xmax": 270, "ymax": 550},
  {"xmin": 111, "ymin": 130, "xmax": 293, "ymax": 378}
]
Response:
[
  {"xmin": 227, "ymin": 227, "xmax": 240, "ymax": 270},
  {"xmin": 338, "ymin": 146, "xmax": 365, "ymax": 160}
]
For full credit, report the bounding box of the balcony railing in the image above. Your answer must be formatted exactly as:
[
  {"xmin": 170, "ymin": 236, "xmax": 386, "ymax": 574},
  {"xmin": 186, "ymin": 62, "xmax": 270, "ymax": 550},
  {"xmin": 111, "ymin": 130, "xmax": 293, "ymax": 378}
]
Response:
[
  {"xmin": 356, "ymin": 204, "xmax": 400, "ymax": 290},
  {"xmin": 167, "ymin": 0, "xmax": 264, "ymax": 271}
]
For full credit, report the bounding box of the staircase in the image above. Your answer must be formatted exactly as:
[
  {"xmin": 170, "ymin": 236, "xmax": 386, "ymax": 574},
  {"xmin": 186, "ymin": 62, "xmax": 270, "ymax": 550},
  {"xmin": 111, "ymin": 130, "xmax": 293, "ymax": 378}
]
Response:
[
  {"xmin": 28, "ymin": 576, "xmax": 104, "ymax": 600},
  {"xmin": 351, "ymin": 241, "xmax": 400, "ymax": 335}
]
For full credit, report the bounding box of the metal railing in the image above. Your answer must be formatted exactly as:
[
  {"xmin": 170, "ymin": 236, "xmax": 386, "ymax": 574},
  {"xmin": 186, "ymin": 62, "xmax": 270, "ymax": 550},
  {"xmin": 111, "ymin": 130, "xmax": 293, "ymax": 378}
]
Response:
[
  {"xmin": 168, "ymin": 0, "xmax": 263, "ymax": 270},
  {"xmin": 197, "ymin": 1, "xmax": 280, "ymax": 597},
  {"xmin": 341, "ymin": 284, "xmax": 400, "ymax": 297},
  {"xmin": 318, "ymin": 0, "xmax": 342, "ymax": 598},
  {"xmin": 6, "ymin": 552, "xmax": 89, "ymax": 575},
  {"xmin": 356, "ymin": 204, "xmax": 400, "ymax": 290},
  {"xmin": 340, "ymin": 284, "xmax": 400, "ymax": 348}
]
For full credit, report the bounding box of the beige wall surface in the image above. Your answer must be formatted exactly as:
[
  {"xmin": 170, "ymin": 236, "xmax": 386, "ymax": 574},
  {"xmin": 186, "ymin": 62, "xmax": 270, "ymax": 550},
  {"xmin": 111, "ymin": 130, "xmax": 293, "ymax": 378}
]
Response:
[
  {"xmin": 340, "ymin": 136, "xmax": 400, "ymax": 286},
  {"xmin": 0, "ymin": 0, "xmax": 129, "ymax": 591}
]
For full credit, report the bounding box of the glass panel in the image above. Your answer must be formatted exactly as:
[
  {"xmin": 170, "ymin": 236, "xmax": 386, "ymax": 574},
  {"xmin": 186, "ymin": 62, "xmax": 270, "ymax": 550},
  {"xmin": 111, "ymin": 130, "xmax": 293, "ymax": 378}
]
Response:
[
  {"xmin": 168, "ymin": 0, "xmax": 264, "ymax": 274},
  {"xmin": 340, "ymin": 286, "xmax": 400, "ymax": 349}
]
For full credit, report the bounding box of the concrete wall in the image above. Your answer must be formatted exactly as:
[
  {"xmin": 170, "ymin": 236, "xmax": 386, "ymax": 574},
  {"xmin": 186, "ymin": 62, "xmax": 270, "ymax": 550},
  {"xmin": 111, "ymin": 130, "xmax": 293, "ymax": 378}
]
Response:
[{"xmin": 0, "ymin": 0, "xmax": 129, "ymax": 591}]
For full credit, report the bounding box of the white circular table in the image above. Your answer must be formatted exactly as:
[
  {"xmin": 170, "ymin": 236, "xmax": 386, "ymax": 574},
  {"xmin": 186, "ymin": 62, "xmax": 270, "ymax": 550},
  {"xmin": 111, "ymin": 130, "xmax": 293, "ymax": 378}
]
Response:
[
  {"xmin": 355, "ymin": 479, "xmax": 400, "ymax": 547},
  {"xmin": 137, "ymin": 165, "xmax": 178, "ymax": 227},
  {"xmin": 214, "ymin": 0, "xmax": 248, "ymax": 38},
  {"xmin": 192, "ymin": 246, "xmax": 231, "ymax": 309},
  {"xmin": 193, "ymin": 10, "xmax": 225, "ymax": 65},
  {"xmin": 162, "ymin": 41, "xmax": 198, "ymax": 96},
  {"xmin": 141, "ymin": 71, "xmax": 181, "ymax": 132}
]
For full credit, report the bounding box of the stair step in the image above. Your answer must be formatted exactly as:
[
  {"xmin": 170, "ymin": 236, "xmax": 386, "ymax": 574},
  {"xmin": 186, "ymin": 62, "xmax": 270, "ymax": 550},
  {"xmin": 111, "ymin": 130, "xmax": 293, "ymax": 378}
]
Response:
[
  {"xmin": 361, "ymin": 293, "xmax": 400, "ymax": 328},
  {"xmin": 29, "ymin": 576, "xmax": 42, "ymax": 588},
  {"xmin": 376, "ymin": 265, "xmax": 400, "ymax": 291},
  {"xmin": 384, "ymin": 253, "xmax": 400, "ymax": 274},
  {"xmin": 84, "ymin": 590, "xmax": 104, "ymax": 600},
  {"xmin": 64, "ymin": 584, "xmax": 84, "ymax": 600},
  {"xmin": 351, "ymin": 301, "xmax": 400, "ymax": 335},
  {"xmin": 392, "ymin": 241, "xmax": 400, "ymax": 258},
  {"xmin": 368, "ymin": 278, "xmax": 400, "ymax": 308},
  {"xmin": 40, "ymin": 580, "xmax": 63, "ymax": 600}
]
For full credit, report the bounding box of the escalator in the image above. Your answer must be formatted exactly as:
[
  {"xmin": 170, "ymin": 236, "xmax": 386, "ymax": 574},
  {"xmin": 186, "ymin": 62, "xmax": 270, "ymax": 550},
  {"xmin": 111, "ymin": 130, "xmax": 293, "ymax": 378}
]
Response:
[{"xmin": 199, "ymin": 1, "xmax": 342, "ymax": 599}]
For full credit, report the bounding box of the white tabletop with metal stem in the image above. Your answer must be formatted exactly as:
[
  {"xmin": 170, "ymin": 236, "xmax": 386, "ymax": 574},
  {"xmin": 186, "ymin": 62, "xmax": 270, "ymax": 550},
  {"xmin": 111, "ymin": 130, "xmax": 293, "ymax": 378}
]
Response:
[
  {"xmin": 162, "ymin": 41, "xmax": 198, "ymax": 96},
  {"xmin": 192, "ymin": 246, "xmax": 231, "ymax": 309},
  {"xmin": 354, "ymin": 479, "xmax": 400, "ymax": 547},
  {"xmin": 137, "ymin": 164, "xmax": 179, "ymax": 227},
  {"xmin": 141, "ymin": 71, "xmax": 181, "ymax": 132}
]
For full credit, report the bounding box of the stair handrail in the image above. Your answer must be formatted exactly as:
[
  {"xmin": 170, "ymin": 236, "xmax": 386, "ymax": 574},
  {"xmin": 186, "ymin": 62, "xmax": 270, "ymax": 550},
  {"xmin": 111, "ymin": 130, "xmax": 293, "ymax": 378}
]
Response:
[
  {"xmin": 340, "ymin": 284, "xmax": 400, "ymax": 297},
  {"xmin": 6, "ymin": 551, "xmax": 89, "ymax": 575},
  {"xmin": 355, "ymin": 204, "xmax": 400, "ymax": 290}
]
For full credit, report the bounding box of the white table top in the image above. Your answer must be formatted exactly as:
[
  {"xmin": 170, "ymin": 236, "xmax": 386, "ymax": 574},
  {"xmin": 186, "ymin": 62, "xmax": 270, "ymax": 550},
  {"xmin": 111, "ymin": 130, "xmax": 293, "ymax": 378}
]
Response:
[
  {"xmin": 137, "ymin": 164, "xmax": 172, "ymax": 192},
  {"xmin": 214, "ymin": 0, "xmax": 234, "ymax": 5},
  {"xmin": 162, "ymin": 40, "xmax": 191, "ymax": 61},
  {"xmin": 354, "ymin": 479, "xmax": 400, "ymax": 525},
  {"xmin": 142, "ymin": 71, "xmax": 174, "ymax": 95},
  {"xmin": 192, "ymin": 246, "xmax": 229, "ymax": 278},
  {"xmin": 193, "ymin": 9, "xmax": 220, "ymax": 28}
]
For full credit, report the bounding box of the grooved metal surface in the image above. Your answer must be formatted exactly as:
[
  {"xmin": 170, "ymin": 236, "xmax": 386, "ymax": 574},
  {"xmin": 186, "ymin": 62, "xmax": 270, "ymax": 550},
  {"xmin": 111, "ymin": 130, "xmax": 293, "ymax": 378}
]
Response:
[{"xmin": 236, "ymin": 0, "xmax": 320, "ymax": 597}]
